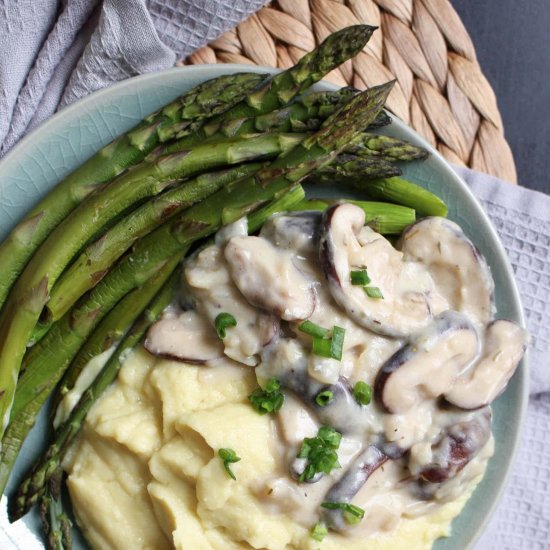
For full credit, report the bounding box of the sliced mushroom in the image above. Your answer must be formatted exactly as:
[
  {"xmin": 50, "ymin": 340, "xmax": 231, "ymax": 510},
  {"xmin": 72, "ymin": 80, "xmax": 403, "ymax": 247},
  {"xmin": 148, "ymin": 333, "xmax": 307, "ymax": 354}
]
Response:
[
  {"xmin": 259, "ymin": 340, "xmax": 371, "ymax": 434},
  {"xmin": 321, "ymin": 445, "xmax": 388, "ymax": 531},
  {"xmin": 259, "ymin": 211, "xmax": 322, "ymax": 257},
  {"xmin": 445, "ymin": 320, "xmax": 529, "ymax": 409},
  {"xmin": 144, "ymin": 309, "xmax": 223, "ymax": 363},
  {"xmin": 399, "ymin": 217, "xmax": 495, "ymax": 325},
  {"xmin": 417, "ymin": 409, "xmax": 492, "ymax": 483},
  {"xmin": 319, "ymin": 203, "xmax": 432, "ymax": 338},
  {"xmin": 374, "ymin": 311, "xmax": 480, "ymax": 414},
  {"xmin": 224, "ymin": 236, "xmax": 316, "ymax": 321},
  {"xmin": 184, "ymin": 244, "xmax": 279, "ymax": 366}
]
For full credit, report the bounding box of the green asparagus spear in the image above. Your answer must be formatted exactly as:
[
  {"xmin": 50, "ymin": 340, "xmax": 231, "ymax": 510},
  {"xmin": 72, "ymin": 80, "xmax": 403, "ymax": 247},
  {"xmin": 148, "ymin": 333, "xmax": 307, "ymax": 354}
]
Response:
[
  {"xmin": 316, "ymin": 153, "xmax": 402, "ymax": 181},
  {"xmin": 363, "ymin": 177, "xmax": 448, "ymax": 216},
  {"xmin": 38, "ymin": 467, "xmax": 72, "ymax": 550},
  {"xmin": 10, "ymin": 268, "xmax": 179, "ymax": 521},
  {"xmin": 5, "ymin": 82, "xmax": 394, "ymax": 504},
  {"xmin": 0, "ymin": 258, "xmax": 180, "ymax": 495},
  {"xmin": 0, "ymin": 73, "xmax": 265, "ymax": 311},
  {"xmin": 0, "ymin": 24, "xmax": 376, "ymax": 316},
  {"xmin": 39, "ymin": 162, "xmax": 266, "ymax": 333},
  {"xmin": 289, "ymin": 198, "xmax": 416, "ymax": 234},
  {"xmin": 0, "ymin": 133, "xmax": 305, "ymax": 435},
  {"xmin": 316, "ymin": 173, "xmax": 448, "ymax": 216},
  {"xmin": 167, "ymin": 25, "xmax": 377, "ymax": 148},
  {"xmin": 346, "ymin": 133, "xmax": 429, "ymax": 162},
  {"xmin": 169, "ymin": 88, "xmax": 357, "ymax": 150}
]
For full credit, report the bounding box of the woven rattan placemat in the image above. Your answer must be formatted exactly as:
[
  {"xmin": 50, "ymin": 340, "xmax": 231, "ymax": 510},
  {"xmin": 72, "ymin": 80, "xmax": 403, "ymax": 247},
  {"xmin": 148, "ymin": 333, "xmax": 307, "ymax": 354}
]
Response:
[{"xmin": 184, "ymin": 0, "xmax": 516, "ymax": 184}]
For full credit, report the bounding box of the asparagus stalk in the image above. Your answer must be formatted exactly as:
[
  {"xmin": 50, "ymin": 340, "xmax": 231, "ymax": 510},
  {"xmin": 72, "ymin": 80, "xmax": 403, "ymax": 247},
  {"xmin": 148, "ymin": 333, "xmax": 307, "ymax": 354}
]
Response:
[
  {"xmin": 5, "ymin": 83, "xmax": 394, "ymax": 505},
  {"xmin": 363, "ymin": 177, "xmax": 448, "ymax": 216},
  {"xmin": 316, "ymin": 153, "xmax": 402, "ymax": 181},
  {"xmin": 347, "ymin": 133, "xmax": 429, "ymax": 162},
  {"xmin": 39, "ymin": 162, "xmax": 266, "ymax": 333},
  {"xmin": 0, "ymin": 258, "xmax": 180, "ymax": 495},
  {"xmin": 38, "ymin": 467, "xmax": 72, "ymax": 550},
  {"xmin": 168, "ymin": 88, "xmax": 357, "ymax": 150},
  {"xmin": 289, "ymin": 198, "xmax": 416, "ymax": 234},
  {"xmin": 315, "ymin": 173, "xmax": 448, "ymax": 216},
  {"xmin": 0, "ymin": 72, "xmax": 265, "ymax": 311},
  {"xmin": 0, "ymin": 133, "xmax": 305, "ymax": 435},
  {"xmin": 167, "ymin": 25, "xmax": 377, "ymax": 147},
  {"xmin": 0, "ymin": 24, "xmax": 376, "ymax": 315},
  {"xmin": 10, "ymin": 268, "xmax": 179, "ymax": 521}
]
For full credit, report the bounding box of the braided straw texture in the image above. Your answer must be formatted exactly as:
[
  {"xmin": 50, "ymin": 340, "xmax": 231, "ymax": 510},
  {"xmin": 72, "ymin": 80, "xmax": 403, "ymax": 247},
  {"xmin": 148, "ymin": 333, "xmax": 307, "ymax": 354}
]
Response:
[{"xmin": 183, "ymin": 0, "xmax": 516, "ymax": 183}]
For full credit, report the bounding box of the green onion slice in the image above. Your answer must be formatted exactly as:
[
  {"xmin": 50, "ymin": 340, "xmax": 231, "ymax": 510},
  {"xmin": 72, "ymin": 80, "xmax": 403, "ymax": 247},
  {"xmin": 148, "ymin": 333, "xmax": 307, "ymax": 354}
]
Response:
[
  {"xmin": 364, "ymin": 286, "xmax": 384, "ymax": 299},
  {"xmin": 321, "ymin": 502, "xmax": 366, "ymax": 525},
  {"xmin": 299, "ymin": 320, "xmax": 330, "ymax": 338},
  {"xmin": 353, "ymin": 381, "xmax": 372, "ymax": 406},
  {"xmin": 214, "ymin": 312, "xmax": 237, "ymax": 339},
  {"xmin": 330, "ymin": 326, "xmax": 345, "ymax": 360},
  {"xmin": 315, "ymin": 390, "xmax": 334, "ymax": 407},
  {"xmin": 350, "ymin": 269, "xmax": 371, "ymax": 286},
  {"xmin": 218, "ymin": 448, "xmax": 241, "ymax": 480},
  {"xmin": 311, "ymin": 522, "xmax": 328, "ymax": 541},
  {"xmin": 248, "ymin": 378, "xmax": 284, "ymax": 415},
  {"xmin": 312, "ymin": 336, "xmax": 332, "ymax": 358},
  {"xmin": 298, "ymin": 426, "xmax": 342, "ymax": 482}
]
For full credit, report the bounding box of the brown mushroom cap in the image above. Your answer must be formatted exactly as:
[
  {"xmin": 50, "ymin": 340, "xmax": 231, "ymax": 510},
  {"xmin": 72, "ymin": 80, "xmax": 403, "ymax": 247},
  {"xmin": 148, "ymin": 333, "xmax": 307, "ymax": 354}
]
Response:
[
  {"xmin": 444, "ymin": 320, "xmax": 529, "ymax": 409},
  {"xmin": 374, "ymin": 311, "xmax": 480, "ymax": 414},
  {"xmin": 399, "ymin": 217, "xmax": 495, "ymax": 325},
  {"xmin": 319, "ymin": 203, "xmax": 433, "ymax": 338},
  {"xmin": 144, "ymin": 309, "xmax": 223, "ymax": 363},
  {"xmin": 224, "ymin": 235, "xmax": 316, "ymax": 321}
]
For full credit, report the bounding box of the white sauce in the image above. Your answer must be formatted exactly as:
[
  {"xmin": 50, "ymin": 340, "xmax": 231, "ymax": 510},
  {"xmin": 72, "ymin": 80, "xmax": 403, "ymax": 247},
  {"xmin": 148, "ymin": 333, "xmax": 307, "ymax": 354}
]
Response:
[
  {"xmin": 143, "ymin": 206, "xmax": 527, "ymax": 543},
  {"xmin": 184, "ymin": 245, "xmax": 277, "ymax": 366}
]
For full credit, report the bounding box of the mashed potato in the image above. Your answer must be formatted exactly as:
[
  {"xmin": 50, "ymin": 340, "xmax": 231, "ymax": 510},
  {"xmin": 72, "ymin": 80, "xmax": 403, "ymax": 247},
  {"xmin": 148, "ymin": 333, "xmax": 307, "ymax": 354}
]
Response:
[{"xmin": 65, "ymin": 347, "xmax": 479, "ymax": 550}]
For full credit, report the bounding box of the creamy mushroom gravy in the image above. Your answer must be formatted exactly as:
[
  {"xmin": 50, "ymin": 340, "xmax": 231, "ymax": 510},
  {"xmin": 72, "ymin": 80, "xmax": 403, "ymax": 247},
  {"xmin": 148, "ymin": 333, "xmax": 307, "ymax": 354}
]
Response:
[{"xmin": 66, "ymin": 203, "xmax": 528, "ymax": 548}]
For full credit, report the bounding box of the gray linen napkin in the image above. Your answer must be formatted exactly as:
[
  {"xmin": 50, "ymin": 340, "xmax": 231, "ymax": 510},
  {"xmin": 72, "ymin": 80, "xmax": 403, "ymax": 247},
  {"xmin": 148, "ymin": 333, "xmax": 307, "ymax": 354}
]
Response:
[{"xmin": 0, "ymin": 1, "xmax": 549, "ymax": 549}]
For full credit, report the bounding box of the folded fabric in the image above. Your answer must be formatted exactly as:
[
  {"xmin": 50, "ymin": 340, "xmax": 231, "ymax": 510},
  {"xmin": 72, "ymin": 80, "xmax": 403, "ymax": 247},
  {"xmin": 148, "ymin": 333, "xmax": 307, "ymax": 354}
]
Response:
[
  {"xmin": 0, "ymin": 1, "xmax": 548, "ymax": 549},
  {"xmin": 0, "ymin": 0, "xmax": 269, "ymax": 156}
]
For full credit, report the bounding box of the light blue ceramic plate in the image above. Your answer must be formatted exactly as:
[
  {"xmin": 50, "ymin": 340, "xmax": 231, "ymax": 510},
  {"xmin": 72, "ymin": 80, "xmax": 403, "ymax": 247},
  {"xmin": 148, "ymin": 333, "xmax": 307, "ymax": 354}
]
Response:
[{"xmin": 0, "ymin": 65, "xmax": 528, "ymax": 549}]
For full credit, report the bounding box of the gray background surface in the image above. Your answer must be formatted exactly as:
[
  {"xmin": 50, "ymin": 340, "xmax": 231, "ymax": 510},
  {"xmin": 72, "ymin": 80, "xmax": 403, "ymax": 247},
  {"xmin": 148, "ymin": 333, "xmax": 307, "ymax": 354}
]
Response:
[{"xmin": 452, "ymin": 0, "xmax": 550, "ymax": 193}]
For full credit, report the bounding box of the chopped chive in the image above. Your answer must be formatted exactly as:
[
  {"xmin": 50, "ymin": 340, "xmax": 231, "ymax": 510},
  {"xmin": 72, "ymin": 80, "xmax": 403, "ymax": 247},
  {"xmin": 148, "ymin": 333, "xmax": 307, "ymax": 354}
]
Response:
[
  {"xmin": 214, "ymin": 312, "xmax": 237, "ymax": 339},
  {"xmin": 299, "ymin": 320, "xmax": 330, "ymax": 338},
  {"xmin": 364, "ymin": 286, "xmax": 384, "ymax": 299},
  {"xmin": 321, "ymin": 502, "xmax": 365, "ymax": 525},
  {"xmin": 353, "ymin": 381, "xmax": 372, "ymax": 406},
  {"xmin": 298, "ymin": 427, "xmax": 342, "ymax": 482},
  {"xmin": 248, "ymin": 378, "xmax": 284, "ymax": 415},
  {"xmin": 218, "ymin": 448, "xmax": 241, "ymax": 480},
  {"xmin": 330, "ymin": 326, "xmax": 345, "ymax": 360},
  {"xmin": 350, "ymin": 269, "xmax": 371, "ymax": 286},
  {"xmin": 315, "ymin": 390, "xmax": 334, "ymax": 407},
  {"xmin": 312, "ymin": 336, "xmax": 332, "ymax": 358},
  {"xmin": 311, "ymin": 522, "xmax": 328, "ymax": 541}
]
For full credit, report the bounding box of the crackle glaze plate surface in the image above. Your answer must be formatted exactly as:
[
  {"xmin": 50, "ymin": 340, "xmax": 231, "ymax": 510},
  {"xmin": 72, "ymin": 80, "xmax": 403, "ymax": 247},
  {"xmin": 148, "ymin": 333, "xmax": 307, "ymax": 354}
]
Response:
[{"xmin": 0, "ymin": 65, "xmax": 528, "ymax": 550}]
